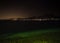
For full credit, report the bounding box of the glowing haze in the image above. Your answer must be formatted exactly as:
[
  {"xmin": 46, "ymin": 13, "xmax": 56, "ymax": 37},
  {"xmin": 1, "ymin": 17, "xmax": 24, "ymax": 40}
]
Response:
[
  {"xmin": 0, "ymin": 7, "xmax": 31, "ymax": 19},
  {"xmin": 0, "ymin": 0, "xmax": 60, "ymax": 19}
]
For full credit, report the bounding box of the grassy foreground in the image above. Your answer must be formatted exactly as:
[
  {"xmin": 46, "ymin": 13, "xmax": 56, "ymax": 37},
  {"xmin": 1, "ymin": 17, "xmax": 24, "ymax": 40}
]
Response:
[{"xmin": 0, "ymin": 29, "xmax": 60, "ymax": 43}]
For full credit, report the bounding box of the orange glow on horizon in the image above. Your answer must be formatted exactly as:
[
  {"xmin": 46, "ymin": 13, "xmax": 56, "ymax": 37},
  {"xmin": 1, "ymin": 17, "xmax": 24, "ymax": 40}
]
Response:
[{"xmin": 0, "ymin": 15, "xmax": 29, "ymax": 19}]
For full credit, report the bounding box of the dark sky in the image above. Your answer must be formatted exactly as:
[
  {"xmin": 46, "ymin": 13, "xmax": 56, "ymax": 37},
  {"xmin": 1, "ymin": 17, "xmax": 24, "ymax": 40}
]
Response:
[{"xmin": 0, "ymin": 0, "xmax": 60, "ymax": 19}]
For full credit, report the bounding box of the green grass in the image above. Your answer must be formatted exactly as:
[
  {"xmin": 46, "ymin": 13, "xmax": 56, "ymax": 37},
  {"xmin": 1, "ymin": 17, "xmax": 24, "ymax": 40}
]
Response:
[
  {"xmin": 0, "ymin": 29, "xmax": 60, "ymax": 43},
  {"xmin": 3, "ymin": 29, "xmax": 60, "ymax": 39}
]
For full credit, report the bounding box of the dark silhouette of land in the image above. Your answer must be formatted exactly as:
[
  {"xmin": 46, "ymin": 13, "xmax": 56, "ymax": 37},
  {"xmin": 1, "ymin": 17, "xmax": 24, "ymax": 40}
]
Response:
[{"xmin": 0, "ymin": 19, "xmax": 60, "ymax": 34}]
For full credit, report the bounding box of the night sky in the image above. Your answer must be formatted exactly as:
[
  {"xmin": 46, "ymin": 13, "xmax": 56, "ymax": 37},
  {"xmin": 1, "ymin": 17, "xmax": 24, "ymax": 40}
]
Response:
[
  {"xmin": 0, "ymin": 1, "xmax": 60, "ymax": 43},
  {"xmin": 0, "ymin": 0, "xmax": 60, "ymax": 19}
]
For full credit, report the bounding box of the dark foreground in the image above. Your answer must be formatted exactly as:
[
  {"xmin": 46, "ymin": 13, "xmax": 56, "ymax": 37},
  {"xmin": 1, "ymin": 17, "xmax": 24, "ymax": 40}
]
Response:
[
  {"xmin": 0, "ymin": 20, "xmax": 60, "ymax": 43},
  {"xmin": 0, "ymin": 20, "xmax": 60, "ymax": 33}
]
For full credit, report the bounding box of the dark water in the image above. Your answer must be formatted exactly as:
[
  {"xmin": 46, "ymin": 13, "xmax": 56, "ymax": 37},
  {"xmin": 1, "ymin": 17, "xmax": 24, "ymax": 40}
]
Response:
[{"xmin": 0, "ymin": 20, "xmax": 60, "ymax": 34}]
